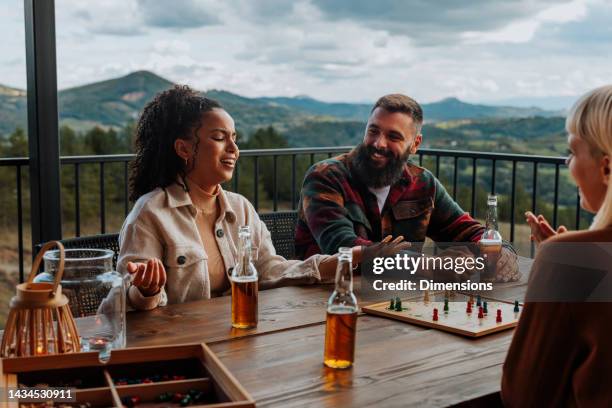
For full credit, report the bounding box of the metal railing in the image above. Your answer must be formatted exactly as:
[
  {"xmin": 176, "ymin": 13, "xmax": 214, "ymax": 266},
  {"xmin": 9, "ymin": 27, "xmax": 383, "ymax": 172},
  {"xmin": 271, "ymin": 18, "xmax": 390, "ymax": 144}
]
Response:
[{"xmin": 0, "ymin": 147, "xmax": 577, "ymax": 282}]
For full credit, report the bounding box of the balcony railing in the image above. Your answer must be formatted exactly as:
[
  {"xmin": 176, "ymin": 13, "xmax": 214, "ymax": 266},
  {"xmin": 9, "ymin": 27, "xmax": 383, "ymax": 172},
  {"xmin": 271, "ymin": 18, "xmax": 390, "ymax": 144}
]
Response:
[{"xmin": 0, "ymin": 147, "xmax": 580, "ymax": 282}]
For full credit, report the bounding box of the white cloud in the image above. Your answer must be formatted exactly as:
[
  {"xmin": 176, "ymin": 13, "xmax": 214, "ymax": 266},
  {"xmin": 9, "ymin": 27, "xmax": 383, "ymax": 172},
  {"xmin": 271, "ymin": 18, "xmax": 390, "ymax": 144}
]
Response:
[
  {"xmin": 462, "ymin": 0, "xmax": 589, "ymax": 44},
  {"xmin": 1, "ymin": 0, "xmax": 611, "ymax": 108}
]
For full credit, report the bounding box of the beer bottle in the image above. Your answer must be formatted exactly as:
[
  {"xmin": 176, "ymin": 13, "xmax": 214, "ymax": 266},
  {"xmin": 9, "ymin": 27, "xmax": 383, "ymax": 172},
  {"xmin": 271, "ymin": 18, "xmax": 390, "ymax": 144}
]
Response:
[
  {"xmin": 231, "ymin": 226, "xmax": 258, "ymax": 329},
  {"xmin": 480, "ymin": 195, "xmax": 503, "ymax": 281},
  {"xmin": 324, "ymin": 247, "xmax": 358, "ymax": 369}
]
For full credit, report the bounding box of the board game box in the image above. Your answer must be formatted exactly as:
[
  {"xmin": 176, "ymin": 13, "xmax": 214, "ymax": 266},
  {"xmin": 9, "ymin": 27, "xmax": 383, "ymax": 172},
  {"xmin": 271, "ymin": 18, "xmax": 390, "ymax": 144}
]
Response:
[{"xmin": 0, "ymin": 343, "xmax": 255, "ymax": 407}]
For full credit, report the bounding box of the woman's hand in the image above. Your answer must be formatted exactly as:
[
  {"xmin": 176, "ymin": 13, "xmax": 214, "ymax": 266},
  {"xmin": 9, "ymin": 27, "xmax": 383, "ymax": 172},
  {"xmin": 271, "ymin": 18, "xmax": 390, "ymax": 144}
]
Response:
[
  {"xmin": 126, "ymin": 258, "xmax": 167, "ymax": 297},
  {"xmin": 525, "ymin": 211, "xmax": 567, "ymax": 244}
]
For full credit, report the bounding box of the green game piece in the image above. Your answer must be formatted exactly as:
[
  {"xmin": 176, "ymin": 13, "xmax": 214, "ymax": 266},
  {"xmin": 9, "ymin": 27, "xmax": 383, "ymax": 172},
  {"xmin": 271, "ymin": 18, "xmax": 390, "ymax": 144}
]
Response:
[
  {"xmin": 156, "ymin": 392, "xmax": 171, "ymax": 403},
  {"xmin": 389, "ymin": 298, "xmax": 395, "ymax": 310},
  {"xmin": 476, "ymin": 295, "xmax": 482, "ymax": 307},
  {"xmin": 443, "ymin": 298, "xmax": 449, "ymax": 312},
  {"xmin": 514, "ymin": 300, "xmax": 520, "ymax": 313},
  {"xmin": 180, "ymin": 395, "xmax": 191, "ymax": 407},
  {"xmin": 483, "ymin": 301, "xmax": 488, "ymax": 314},
  {"xmin": 394, "ymin": 297, "xmax": 402, "ymax": 311}
]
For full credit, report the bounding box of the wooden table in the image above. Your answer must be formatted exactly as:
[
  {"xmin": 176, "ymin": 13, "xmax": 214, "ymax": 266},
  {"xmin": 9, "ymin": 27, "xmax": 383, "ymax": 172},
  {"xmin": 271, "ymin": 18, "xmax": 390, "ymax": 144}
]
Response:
[{"xmin": 127, "ymin": 257, "xmax": 533, "ymax": 407}]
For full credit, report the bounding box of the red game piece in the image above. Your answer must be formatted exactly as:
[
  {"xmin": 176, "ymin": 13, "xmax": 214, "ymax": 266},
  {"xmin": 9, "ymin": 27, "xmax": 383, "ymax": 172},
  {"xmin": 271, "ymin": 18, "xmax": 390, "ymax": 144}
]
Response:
[
  {"xmin": 496, "ymin": 309, "xmax": 502, "ymax": 323},
  {"xmin": 466, "ymin": 301, "xmax": 472, "ymax": 314},
  {"xmin": 173, "ymin": 393, "xmax": 183, "ymax": 403},
  {"xmin": 433, "ymin": 308, "xmax": 439, "ymax": 321},
  {"xmin": 478, "ymin": 306, "xmax": 484, "ymax": 319}
]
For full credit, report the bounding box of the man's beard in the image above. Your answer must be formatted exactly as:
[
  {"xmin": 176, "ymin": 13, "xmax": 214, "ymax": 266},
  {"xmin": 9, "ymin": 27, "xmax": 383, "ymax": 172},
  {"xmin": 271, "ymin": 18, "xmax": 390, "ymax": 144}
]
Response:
[{"xmin": 351, "ymin": 143, "xmax": 410, "ymax": 188}]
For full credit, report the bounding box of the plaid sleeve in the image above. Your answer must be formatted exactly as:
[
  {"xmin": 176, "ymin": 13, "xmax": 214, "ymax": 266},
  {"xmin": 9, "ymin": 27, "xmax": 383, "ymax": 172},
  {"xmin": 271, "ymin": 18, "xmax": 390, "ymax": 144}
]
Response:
[
  {"xmin": 301, "ymin": 163, "xmax": 371, "ymax": 255},
  {"xmin": 426, "ymin": 177, "xmax": 484, "ymax": 242}
]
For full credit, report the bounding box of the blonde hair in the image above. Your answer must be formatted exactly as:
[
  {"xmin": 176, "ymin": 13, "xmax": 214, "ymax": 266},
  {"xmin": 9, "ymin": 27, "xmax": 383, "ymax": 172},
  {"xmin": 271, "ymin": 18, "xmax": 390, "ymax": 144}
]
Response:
[{"xmin": 566, "ymin": 85, "xmax": 612, "ymax": 229}]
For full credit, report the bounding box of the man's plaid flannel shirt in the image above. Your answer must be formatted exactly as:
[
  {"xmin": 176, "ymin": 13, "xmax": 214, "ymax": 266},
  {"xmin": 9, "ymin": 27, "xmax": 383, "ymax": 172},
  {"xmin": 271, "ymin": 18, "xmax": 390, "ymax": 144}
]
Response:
[{"xmin": 295, "ymin": 151, "xmax": 485, "ymax": 259}]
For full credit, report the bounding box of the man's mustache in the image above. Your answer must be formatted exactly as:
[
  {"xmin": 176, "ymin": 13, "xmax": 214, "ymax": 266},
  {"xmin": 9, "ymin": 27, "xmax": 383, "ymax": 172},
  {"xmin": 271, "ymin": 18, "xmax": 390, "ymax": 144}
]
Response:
[{"xmin": 366, "ymin": 145, "xmax": 394, "ymax": 159}]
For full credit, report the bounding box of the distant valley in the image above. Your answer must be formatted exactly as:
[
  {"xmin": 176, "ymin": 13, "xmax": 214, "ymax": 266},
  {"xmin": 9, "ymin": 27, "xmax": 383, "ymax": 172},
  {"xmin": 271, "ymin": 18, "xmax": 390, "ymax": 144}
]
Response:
[{"xmin": 0, "ymin": 71, "xmax": 567, "ymax": 154}]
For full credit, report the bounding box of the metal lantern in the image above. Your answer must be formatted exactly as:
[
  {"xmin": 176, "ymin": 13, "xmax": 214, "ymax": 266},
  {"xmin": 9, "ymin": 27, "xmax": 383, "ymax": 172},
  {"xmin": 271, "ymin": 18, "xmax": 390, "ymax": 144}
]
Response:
[{"xmin": 1, "ymin": 241, "xmax": 80, "ymax": 357}]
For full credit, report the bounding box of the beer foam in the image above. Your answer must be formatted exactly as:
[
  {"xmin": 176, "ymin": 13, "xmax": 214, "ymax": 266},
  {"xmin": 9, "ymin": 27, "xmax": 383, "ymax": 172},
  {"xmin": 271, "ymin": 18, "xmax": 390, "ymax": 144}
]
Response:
[
  {"xmin": 231, "ymin": 276, "xmax": 258, "ymax": 283},
  {"xmin": 328, "ymin": 305, "xmax": 358, "ymax": 314},
  {"xmin": 480, "ymin": 238, "xmax": 502, "ymax": 246}
]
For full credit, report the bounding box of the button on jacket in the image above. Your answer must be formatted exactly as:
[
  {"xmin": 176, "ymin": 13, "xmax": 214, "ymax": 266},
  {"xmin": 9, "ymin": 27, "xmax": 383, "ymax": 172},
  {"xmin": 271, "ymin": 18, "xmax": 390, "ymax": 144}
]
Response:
[{"xmin": 118, "ymin": 181, "xmax": 330, "ymax": 310}]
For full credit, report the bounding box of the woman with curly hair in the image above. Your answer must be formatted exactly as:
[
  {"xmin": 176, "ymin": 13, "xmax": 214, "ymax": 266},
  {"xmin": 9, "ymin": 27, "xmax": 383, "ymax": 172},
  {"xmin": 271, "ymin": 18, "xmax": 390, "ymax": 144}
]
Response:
[{"xmin": 119, "ymin": 85, "xmax": 407, "ymax": 310}]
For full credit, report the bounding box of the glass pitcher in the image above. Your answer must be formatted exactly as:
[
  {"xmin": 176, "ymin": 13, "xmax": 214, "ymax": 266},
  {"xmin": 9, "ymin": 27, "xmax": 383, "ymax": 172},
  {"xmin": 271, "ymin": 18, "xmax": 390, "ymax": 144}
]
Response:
[{"xmin": 40, "ymin": 249, "xmax": 126, "ymax": 361}]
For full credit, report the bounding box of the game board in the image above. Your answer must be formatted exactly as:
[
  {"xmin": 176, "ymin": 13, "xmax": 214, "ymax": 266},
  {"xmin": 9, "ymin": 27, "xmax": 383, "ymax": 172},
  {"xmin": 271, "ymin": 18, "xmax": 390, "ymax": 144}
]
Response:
[{"xmin": 362, "ymin": 292, "xmax": 522, "ymax": 338}]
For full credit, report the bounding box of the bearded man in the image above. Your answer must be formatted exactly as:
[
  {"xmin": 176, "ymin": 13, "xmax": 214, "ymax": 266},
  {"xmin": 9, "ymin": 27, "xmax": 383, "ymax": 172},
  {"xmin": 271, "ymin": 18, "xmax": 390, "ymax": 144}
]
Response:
[{"xmin": 295, "ymin": 93, "xmax": 519, "ymax": 282}]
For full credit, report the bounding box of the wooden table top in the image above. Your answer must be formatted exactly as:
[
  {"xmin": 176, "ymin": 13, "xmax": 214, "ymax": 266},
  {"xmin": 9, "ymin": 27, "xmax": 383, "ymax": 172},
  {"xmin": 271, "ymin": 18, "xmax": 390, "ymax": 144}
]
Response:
[{"xmin": 127, "ymin": 257, "xmax": 533, "ymax": 407}]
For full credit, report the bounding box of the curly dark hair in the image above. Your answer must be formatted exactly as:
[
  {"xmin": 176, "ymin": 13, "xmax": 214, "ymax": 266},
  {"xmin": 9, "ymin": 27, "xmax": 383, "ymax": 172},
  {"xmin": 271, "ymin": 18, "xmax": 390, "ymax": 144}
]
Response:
[{"xmin": 129, "ymin": 85, "xmax": 222, "ymax": 201}]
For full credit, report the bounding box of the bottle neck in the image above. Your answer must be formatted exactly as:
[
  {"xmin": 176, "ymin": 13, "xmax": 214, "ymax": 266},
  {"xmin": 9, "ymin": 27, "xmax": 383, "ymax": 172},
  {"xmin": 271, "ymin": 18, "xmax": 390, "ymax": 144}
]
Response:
[
  {"xmin": 239, "ymin": 235, "xmax": 252, "ymax": 263},
  {"xmin": 486, "ymin": 204, "xmax": 498, "ymax": 231},
  {"xmin": 335, "ymin": 256, "xmax": 353, "ymax": 294}
]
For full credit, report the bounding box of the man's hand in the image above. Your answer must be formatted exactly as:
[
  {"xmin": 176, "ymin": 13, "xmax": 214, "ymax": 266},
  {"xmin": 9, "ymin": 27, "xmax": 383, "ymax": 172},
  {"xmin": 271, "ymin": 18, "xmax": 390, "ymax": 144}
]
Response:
[
  {"xmin": 525, "ymin": 211, "xmax": 567, "ymax": 244},
  {"xmin": 127, "ymin": 258, "xmax": 167, "ymax": 297},
  {"xmin": 494, "ymin": 247, "xmax": 521, "ymax": 282},
  {"xmin": 360, "ymin": 235, "xmax": 412, "ymax": 263}
]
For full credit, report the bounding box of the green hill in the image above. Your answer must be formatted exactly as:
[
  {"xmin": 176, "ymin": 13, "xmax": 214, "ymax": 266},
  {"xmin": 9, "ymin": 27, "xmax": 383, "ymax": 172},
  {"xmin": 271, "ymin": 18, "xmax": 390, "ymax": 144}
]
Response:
[
  {"xmin": 59, "ymin": 70, "xmax": 174, "ymax": 127},
  {"xmin": 0, "ymin": 70, "xmax": 563, "ymax": 140}
]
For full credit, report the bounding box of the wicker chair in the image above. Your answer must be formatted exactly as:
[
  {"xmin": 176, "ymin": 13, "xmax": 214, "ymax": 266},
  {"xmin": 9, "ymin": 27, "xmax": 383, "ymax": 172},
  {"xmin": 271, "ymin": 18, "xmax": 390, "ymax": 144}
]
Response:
[{"xmin": 259, "ymin": 211, "xmax": 299, "ymax": 260}]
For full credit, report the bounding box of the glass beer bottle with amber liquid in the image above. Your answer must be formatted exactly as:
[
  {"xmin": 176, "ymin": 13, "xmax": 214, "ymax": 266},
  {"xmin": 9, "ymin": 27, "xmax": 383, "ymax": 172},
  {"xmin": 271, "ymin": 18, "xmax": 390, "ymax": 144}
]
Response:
[
  {"xmin": 324, "ymin": 247, "xmax": 358, "ymax": 369},
  {"xmin": 231, "ymin": 226, "xmax": 258, "ymax": 329},
  {"xmin": 480, "ymin": 195, "xmax": 503, "ymax": 282}
]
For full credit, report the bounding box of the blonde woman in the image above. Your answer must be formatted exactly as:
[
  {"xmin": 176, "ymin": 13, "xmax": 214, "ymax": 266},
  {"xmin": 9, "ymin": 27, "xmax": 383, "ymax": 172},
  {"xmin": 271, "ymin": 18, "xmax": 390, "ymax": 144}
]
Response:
[{"xmin": 502, "ymin": 85, "xmax": 612, "ymax": 406}]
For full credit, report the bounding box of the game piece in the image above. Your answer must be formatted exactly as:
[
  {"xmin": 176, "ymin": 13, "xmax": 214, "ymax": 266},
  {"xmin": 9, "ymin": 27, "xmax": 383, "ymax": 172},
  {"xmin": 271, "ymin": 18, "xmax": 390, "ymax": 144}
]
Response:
[
  {"xmin": 513, "ymin": 300, "xmax": 519, "ymax": 313},
  {"xmin": 433, "ymin": 308, "xmax": 439, "ymax": 321},
  {"xmin": 156, "ymin": 392, "xmax": 172, "ymax": 402},
  {"xmin": 443, "ymin": 298, "xmax": 449, "ymax": 313},
  {"xmin": 389, "ymin": 298, "xmax": 395, "ymax": 309},
  {"xmin": 478, "ymin": 306, "xmax": 484, "ymax": 319},
  {"xmin": 476, "ymin": 295, "xmax": 482, "ymax": 307},
  {"xmin": 180, "ymin": 395, "xmax": 192, "ymax": 407},
  {"xmin": 424, "ymin": 290, "xmax": 430, "ymax": 303},
  {"xmin": 466, "ymin": 301, "xmax": 472, "ymax": 314},
  {"xmin": 483, "ymin": 301, "xmax": 488, "ymax": 315},
  {"xmin": 496, "ymin": 309, "xmax": 502, "ymax": 323},
  {"xmin": 394, "ymin": 297, "xmax": 402, "ymax": 311},
  {"xmin": 121, "ymin": 396, "xmax": 140, "ymax": 407}
]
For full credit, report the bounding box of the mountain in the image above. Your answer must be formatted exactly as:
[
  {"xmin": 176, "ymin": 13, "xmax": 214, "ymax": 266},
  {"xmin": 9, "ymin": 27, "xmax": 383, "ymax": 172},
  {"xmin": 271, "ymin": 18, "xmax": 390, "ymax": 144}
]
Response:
[
  {"xmin": 59, "ymin": 70, "xmax": 174, "ymax": 128},
  {"xmin": 483, "ymin": 95, "xmax": 578, "ymax": 111},
  {"xmin": 258, "ymin": 96, "xmax": 371, "ymax": 121},
  {"xmin": 0, "ymin": 70, "xmax": 562, "ymax": 138},
  {"xmin": 423, "ymin": 97, "xmax": 560, "ymax": 121},
  {"xmin": 0, "ymin": 85, "xmax": 28, "ymax": 135}
]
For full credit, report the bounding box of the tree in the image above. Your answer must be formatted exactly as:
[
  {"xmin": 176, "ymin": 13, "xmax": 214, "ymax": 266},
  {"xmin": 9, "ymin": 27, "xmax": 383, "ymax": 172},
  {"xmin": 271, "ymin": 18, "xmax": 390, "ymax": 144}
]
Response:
[{"xmin": 5, "ymin": 127, "xmax": 28, "ymax": 157}]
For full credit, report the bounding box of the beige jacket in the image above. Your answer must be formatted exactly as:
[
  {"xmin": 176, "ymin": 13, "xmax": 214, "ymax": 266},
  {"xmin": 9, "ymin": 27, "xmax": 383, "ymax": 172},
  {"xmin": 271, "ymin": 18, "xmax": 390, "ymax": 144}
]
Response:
[{"xmin": 118, "ymin": 181, "xmax": 330, "ymax": 310}]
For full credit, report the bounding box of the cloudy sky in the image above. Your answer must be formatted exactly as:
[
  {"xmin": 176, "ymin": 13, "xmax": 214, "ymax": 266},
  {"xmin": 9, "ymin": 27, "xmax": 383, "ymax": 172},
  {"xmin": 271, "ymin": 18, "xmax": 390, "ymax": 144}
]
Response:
[{"xmin": 1, "ymin": 0, "xmax": 611, "ymax": 108}]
